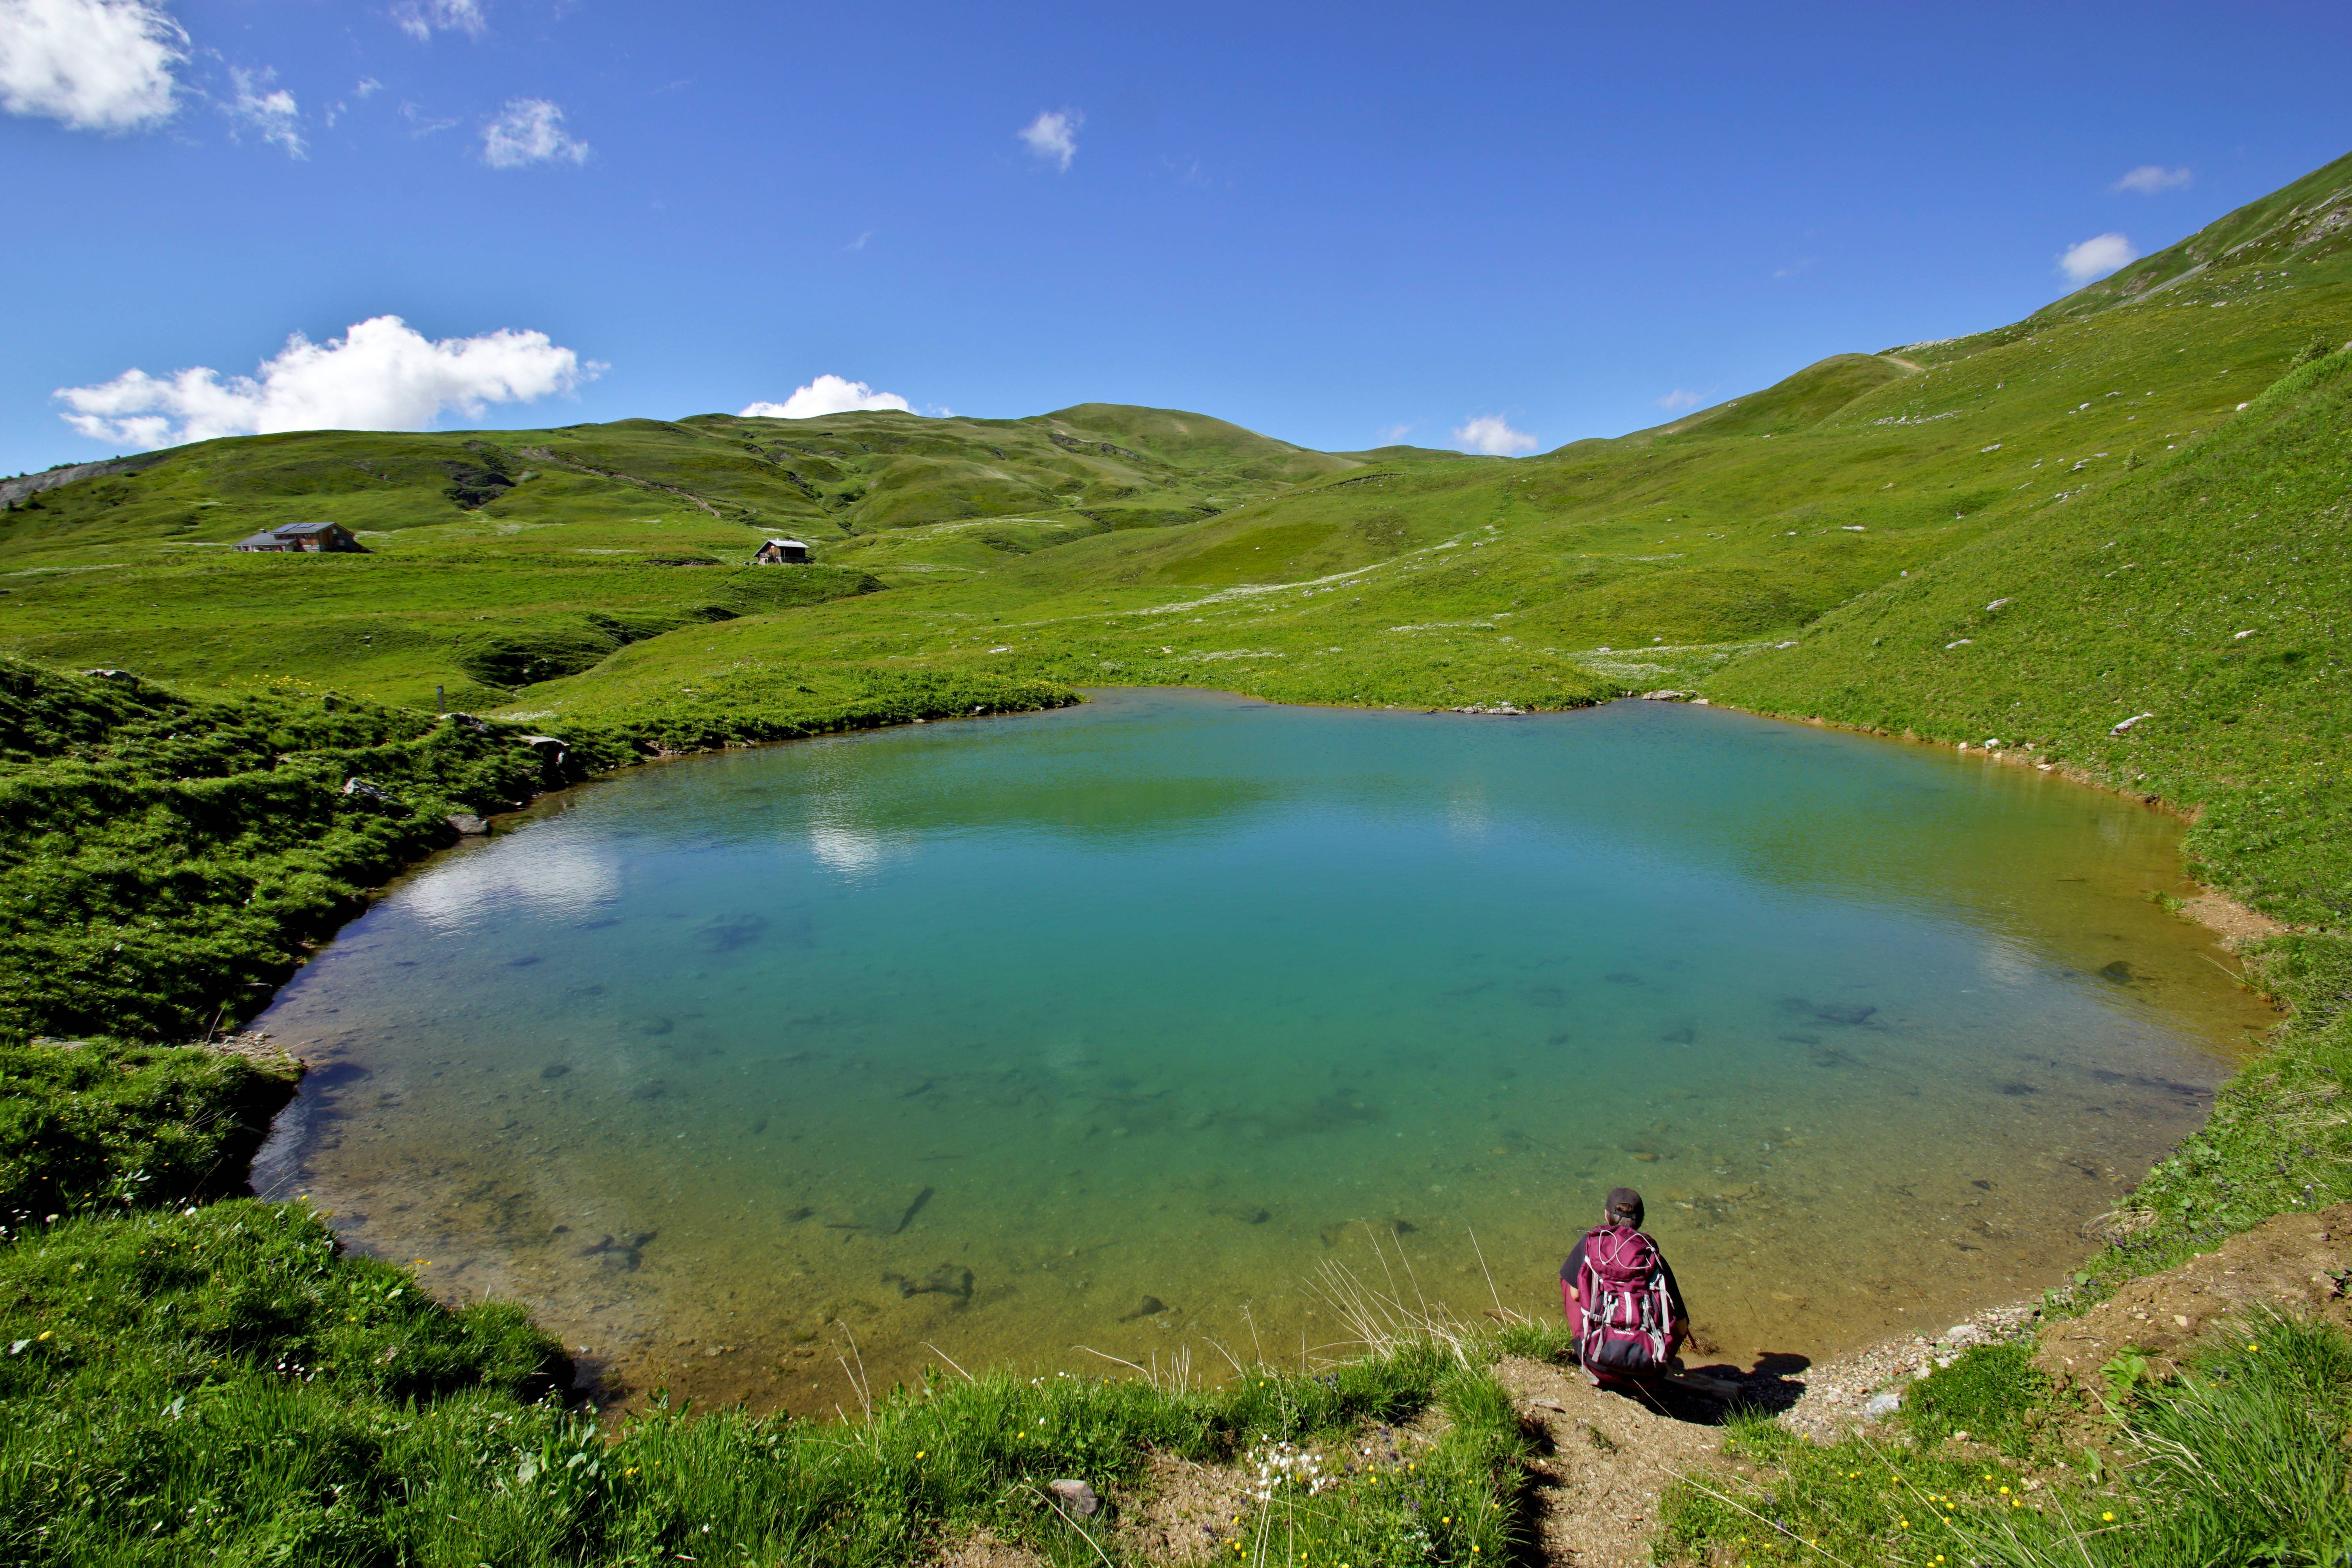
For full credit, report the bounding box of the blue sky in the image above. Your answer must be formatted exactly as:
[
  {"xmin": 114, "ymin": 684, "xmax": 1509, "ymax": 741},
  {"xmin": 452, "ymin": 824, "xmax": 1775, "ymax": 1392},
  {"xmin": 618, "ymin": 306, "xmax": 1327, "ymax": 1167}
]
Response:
[{"xmin": 4, "ymin": 0, "xmax": 2348, "ymax": 474}]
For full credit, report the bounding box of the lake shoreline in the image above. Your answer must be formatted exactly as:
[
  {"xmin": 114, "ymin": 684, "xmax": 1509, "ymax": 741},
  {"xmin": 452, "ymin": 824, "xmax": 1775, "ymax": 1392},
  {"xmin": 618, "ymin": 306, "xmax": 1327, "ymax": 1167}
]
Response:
[
  {"xmin": 236, "ymin": 684, "xmax": 2269, "ymax": 1421},
  {"xmin": 8, "ymin": 657, "xmax": 2340, "ymax": 1568},
  {"xmin": 1692, "ymin": 694, "xmax": 2294, "ymax": 951}
]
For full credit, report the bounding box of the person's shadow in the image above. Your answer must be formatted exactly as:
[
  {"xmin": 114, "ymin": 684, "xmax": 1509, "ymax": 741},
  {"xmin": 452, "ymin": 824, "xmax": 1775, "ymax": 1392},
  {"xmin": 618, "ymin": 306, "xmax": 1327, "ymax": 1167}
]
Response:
[{"xmin": 1577, "ymin": 1350, "xmax": 1813, "ymax": 1425}]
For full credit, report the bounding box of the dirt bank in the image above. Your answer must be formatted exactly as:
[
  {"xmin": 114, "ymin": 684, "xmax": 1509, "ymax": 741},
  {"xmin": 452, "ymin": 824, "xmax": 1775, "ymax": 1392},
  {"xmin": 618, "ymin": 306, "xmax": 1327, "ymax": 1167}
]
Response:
[{"xmin": 2038, "ymin": 1198, "xmax": 2352, "ymax": 1391}]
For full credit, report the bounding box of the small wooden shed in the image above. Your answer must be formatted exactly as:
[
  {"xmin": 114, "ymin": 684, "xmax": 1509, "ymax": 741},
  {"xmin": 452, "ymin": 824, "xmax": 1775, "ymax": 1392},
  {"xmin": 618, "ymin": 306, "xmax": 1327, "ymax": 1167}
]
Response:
[
  {"xmin": 235, "ymin": 521, "xmax": 370, "ymax": 554},
  {"xmin": 751, "ymin": 537, "xmax": 811, "ymax": 564}
]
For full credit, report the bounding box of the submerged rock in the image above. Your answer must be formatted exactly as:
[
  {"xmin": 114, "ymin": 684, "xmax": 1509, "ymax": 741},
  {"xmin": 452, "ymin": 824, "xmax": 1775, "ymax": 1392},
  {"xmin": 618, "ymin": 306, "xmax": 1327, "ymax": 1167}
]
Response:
[
  {"xmin": 884, "ymin": 1263, "xmax": 974, "ymax": 1303},
  {"xmin": 1782, "ymin": 996, "xmax": 1877, "ymax": 1026},
  {"xmin": 578, "ymin": 1232, "xmax": 656, "ymax": 1272},
  {"xmin": 698, "ymin": 913, "xmax": 769, "ymax": 952}
]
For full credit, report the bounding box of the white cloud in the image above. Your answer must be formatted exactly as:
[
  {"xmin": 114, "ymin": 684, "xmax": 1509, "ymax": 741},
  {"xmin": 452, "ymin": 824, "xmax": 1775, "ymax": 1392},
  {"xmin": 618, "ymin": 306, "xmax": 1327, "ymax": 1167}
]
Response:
[
  {"xmin": 54, "ymin": 314, "xmax": 600, "ymax": 449},
  {"xmin": 1452, "ymin": 414, "xmax": 1537, "ymax": 457},
  {"xmin": 480, "ymin": 96, "xmax": 587, "ymax": 167},
  {"xmin": 1018, "ymin": 108, "xmax": 1080, "ymax": 172},
  {"xmin": 325, "ymin": 77, "xmax": 381, "ymax": 127},
  {"xmin": 739, "ymin": 375, "xmax": 911, "ymax": 419},
  {"xmin": 392, "ymin": 0, "xmax": 484, "ymax": 40},
  {"xmin": 1655, "ymin": 388, "xmax": 1702, "ymax": 411},
  {"xmin": 2058, "ymin": 232, "xmax": 2138, "ymax": 284},
  {"xmin": 0, "ymin": 0, "xmax": 185, "ymax": 131},
  {"xmin": 225, "ymin": 66, "xmax": 303, "ymax": 158},
  {"xmin": 2113, "ymin": 164, "xmax": 2190, "ymax": 195},
  {"xmin": 400, "ymin": 99, "xmax": 458, "ymax": 136},
  {"xmin": 1376, "ymin": 422, "xmax": 1415, "ymax": 444}
]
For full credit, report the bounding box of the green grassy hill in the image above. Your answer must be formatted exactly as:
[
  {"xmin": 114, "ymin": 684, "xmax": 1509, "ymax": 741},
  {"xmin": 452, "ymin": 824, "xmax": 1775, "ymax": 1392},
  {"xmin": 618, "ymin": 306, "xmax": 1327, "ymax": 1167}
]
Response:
[
  {"xmin": 0, "ymin": 400, "xmax": 1356, "ymax": 708},
  {"xmin": 0, "ymin": 155, "xmax": 2342, "ymax": 985},
  {"xmin": 4, "ymin": 143, "xmax": 2344, "ymax": 813},
  {"xmin": 497, "ymin": 149, "xmax": 2346, "ymax": 731},
  {"xmin": 2031, "ymin": 152, "xmax": 2352, "ymax": 325},
  {"xmin": 2, "ymin": 143, "xmax": 2350, "ymax": 1568},
  {"xmin": 1714, "ymin": 343, "xmax": 2350, "ymax": 924}
]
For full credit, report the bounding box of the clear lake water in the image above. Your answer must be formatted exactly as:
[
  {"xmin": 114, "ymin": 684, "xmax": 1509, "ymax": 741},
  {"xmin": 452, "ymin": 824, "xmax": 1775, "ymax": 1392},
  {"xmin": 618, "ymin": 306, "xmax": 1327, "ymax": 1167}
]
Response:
[{"xmin": 252, "ymin": 690, "xmax": 2277, "ymax": 1409}]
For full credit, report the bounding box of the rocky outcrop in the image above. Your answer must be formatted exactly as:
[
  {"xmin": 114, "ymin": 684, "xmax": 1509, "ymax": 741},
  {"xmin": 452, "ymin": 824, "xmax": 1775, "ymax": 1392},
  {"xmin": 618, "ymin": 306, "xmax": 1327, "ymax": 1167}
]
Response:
[{"xmin": 0, "ymin": 455, "xmax": 160, "ymax": 507}]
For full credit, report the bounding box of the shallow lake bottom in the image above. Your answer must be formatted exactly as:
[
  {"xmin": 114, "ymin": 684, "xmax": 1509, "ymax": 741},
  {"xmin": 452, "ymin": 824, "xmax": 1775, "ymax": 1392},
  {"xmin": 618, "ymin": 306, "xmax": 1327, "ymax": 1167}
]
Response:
[{"xmin": 254, "ymin": 691, "xmax": 2274, "ymax": 1410}]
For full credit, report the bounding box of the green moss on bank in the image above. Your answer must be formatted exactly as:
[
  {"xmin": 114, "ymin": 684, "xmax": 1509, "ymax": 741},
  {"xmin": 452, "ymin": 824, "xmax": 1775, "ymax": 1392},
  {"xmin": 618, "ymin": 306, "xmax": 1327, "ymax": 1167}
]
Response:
[
  {"xmin": 2063, "ymin": 934, "xmax": 2352, "ymax": 1302},
  {"xmin": 0, "ymin": 1200, "xmax": 1527, "ymax": 1566},
  {"xmin": 0, "ymin": 1042, "xmax": 297, "ymax": 1229},
  {"xmin": 1659, "ymin": 1314, "xmax": 2352, "ymax": 1566}
]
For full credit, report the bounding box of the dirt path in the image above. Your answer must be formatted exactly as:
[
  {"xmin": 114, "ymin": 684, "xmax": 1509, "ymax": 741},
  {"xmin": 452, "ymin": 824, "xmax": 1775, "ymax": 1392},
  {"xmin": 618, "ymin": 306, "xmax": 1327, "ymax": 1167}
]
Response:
[
  {"xmin": 927, "ymin": 1316, "xmax": 2038, "ymax": 1568},
  {"xmin": 1493, "ymin": 1292, "xmax": 2053, "ymax": 1563},
  {"xmin": 932, "ymin": 1208, "xmax": 2352, "ymax": 1566},
  {"xmin": 1494, "ymin": 1357, "xmax": 1730, "ymax": 1568}
]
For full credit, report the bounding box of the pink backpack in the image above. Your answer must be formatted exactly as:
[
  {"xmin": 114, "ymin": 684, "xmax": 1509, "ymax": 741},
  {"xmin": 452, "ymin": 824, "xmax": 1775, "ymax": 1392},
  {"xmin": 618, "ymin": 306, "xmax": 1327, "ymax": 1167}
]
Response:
[{"xmin": 1574, "ymin": 1224, "xmax": 1675, "ymax": 1379}]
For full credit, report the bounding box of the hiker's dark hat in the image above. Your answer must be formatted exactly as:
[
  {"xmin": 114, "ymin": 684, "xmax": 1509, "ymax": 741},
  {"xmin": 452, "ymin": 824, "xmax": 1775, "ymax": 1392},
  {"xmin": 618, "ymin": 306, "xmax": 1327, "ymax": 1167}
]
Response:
[{"xmin": 1605, "ymin": 1186, "xmax": 1644, "ymax": 1225}]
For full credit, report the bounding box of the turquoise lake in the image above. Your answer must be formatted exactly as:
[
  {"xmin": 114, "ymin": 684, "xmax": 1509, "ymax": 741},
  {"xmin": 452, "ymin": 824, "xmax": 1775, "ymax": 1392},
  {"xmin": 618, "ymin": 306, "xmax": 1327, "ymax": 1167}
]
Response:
[{"xmin": 252, "ymin": 691, "xmax": 2275, "ymax": 1410}]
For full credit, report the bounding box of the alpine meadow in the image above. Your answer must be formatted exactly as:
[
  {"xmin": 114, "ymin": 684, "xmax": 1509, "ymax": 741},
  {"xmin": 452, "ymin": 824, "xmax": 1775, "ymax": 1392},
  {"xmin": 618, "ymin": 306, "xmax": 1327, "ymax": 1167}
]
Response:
[{"xmin": 2, "ymin": 143, "xmax": 2349, "ymax": 1567}]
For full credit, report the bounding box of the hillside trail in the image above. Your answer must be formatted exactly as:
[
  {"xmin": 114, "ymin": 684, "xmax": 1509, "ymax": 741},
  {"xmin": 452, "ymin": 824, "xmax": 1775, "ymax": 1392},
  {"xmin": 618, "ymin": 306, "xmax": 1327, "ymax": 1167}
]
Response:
[
  {"xmin": 925, "ymin": 1206, "xmax": 2352, "ymax": 1568},
  {"xmin": 1492, "ymin": 1356, "xmax": 1735, "ymax": 1568},
  {"xmin": 927, "ymin": 1358, "xmax": 1745, "ymax": 1568},
  {"xmin": 931, "ymin": 1313, "xmax": 2025, "ymax": 1568}
]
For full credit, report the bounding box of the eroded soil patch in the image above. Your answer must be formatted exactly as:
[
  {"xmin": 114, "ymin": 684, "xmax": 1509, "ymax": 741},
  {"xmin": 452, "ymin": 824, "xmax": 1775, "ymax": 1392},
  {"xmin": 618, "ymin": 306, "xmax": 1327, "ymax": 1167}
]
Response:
[{"xmin": 2038, "ymin": 1199, "xmax": 2352, "ymax": 1390}]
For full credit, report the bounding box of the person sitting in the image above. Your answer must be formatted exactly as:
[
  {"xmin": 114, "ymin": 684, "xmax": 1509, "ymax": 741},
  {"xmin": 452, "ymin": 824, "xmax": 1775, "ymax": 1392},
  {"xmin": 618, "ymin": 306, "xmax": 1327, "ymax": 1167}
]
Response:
[{"xmin": 1560, "ymin": 1185, "xmax": 1689, "ymax": 1387}]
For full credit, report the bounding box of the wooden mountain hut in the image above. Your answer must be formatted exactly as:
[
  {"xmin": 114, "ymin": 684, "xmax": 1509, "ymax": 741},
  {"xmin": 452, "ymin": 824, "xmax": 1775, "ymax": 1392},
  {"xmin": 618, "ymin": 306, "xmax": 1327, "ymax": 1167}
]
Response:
[{"xmin": 751, "ymin": 537, "xmax": 812, "ymax": 564}]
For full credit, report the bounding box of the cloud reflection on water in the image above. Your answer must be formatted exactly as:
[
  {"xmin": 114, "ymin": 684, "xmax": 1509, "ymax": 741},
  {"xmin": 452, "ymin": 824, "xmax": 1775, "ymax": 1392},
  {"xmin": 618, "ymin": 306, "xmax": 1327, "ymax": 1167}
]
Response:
[
  {"xmin": 808, "ymin": 822, "xmax": 914, "ymax": 878},
  {"xmin": 403, "ymin": 839, "xmax": 620, "ymax": 929}
]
